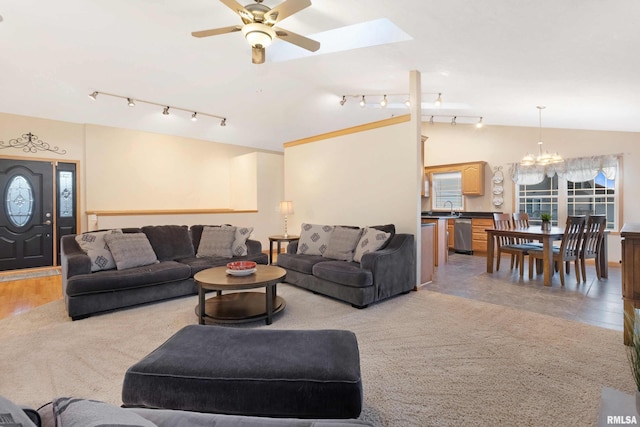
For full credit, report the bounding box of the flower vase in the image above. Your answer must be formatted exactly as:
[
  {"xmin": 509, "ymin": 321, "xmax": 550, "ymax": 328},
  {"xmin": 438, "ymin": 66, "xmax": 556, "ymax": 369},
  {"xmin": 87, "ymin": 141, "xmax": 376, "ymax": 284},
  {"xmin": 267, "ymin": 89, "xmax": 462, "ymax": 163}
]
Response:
[{"xmin": 541, "ymin": 221, "xmax": 551, "ymax": 231}]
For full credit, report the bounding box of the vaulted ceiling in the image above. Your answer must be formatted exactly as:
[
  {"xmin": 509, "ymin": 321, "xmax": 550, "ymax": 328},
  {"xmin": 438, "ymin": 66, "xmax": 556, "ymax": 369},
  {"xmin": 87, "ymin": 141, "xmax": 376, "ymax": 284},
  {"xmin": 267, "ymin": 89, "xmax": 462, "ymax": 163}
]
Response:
[{"xmin": 1, "ymin": 0, "xmax": 638, "ymax": 152}]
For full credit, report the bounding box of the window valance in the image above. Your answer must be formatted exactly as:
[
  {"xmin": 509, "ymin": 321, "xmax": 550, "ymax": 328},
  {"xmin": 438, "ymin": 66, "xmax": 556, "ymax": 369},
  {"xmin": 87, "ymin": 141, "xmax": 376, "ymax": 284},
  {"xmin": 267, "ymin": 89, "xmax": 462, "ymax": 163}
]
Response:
[{"xmin": 510, "ymin": 154, "xmax": 620, "ymax": 185}]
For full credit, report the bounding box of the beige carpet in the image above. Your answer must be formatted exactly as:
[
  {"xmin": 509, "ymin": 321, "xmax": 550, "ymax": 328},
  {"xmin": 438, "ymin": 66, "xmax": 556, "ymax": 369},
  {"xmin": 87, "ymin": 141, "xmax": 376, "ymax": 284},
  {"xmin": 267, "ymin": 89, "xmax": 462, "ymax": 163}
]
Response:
[{"xmin": 0, "ymin": 284, "xmax": 634, "ymax": 426}]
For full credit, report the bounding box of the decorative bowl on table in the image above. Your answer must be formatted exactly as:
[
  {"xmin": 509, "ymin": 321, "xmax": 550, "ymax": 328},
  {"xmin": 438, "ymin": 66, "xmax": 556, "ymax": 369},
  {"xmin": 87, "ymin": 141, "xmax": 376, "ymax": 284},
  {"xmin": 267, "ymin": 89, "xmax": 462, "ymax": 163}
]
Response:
[{"xmin": 226, "ymin": 261, "xmax": 257, "ymax": 276}]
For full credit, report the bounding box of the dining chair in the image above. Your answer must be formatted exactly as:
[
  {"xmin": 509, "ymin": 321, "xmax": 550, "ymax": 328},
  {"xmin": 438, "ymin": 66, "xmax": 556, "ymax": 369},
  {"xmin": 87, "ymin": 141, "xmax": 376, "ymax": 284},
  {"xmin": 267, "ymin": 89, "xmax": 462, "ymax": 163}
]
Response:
[
  {"xmin": 528, "ymin": 215, "xmax": 587, "ymax": 286},
  {"xmin": 493, "ymin": 213, "xmax": 530, "ymax": 277},
  {"xmin": 512, "ymin": 212, "xmax": 543, "ymax": 249},
  {"xmin": 580, "ymin": 215, "xmax": 607, "ymax": 282}
]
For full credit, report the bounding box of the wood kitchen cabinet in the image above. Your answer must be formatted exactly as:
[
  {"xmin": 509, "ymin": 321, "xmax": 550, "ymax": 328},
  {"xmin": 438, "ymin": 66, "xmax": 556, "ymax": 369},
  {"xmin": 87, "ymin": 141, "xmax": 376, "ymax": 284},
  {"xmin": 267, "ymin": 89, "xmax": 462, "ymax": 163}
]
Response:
[
  {"xmin": 471, "ymin": 218, "xmax": 493, "ymax": 253},
  {"xmin": 447, "ymin": 219, "xmax": 455, "ymax": 249},
  {"xmin": 621, "ymin": 224, "xmax": 640, "ymax": 345},
  {"xmin": 419, "ymin": 224, "xmax": 435, "ymax": 287},
  {"xmin": 424, "ymin": 161, "xmax": 486, "ymax": 196},
  {"xmin": 421, "ymin": 218, "xmax": 448, "ymax": 266}
]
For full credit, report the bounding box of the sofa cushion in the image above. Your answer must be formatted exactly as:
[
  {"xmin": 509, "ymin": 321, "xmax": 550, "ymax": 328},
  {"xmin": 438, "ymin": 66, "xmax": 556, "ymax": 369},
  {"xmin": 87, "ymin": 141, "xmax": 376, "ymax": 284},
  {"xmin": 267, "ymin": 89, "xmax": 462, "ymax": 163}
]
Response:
[
  {"xmin": 0, "ymin": 395, "xmax": 39, "ymax": 427},
  {"xmin": 197, "ymin": 226, "xmax": 236, "ymax": 258},
  {"xmin": 312, "ymin": 261, "xmax": 373, "ymax": 288},
  {"xmin": 353, "ymin": 227, "xmax": 392, "ymax": 263},
  {"xmin": 323, "ymin": 226, "xmax": 363, "ymax": 262},
  {"xmin": 104, "ymin": 233, "xmax": 159, "ymax": 270},
  {"xmin": 276, "ymin": 253, "xmax": 326, "ymax": 275},
  {"xmin": 297, "ymin": 223, "xmax": 334, "ymax": 255},
  {"xmin": 75, "ymin": 229, "xmax": 122, "ymax": 272},
  {"xmin": 142, "ymin": 225, "xmax": 194, "ymax": 261},
  {"xmin": 222, "ymin": 225, "xmax": 253, "ymax": 257},
  {"xmin": 66, "ymin": 261, "xmax": 192, "ymax": 296},
  {"xmin": 52, "ymin": 397, "xmax": 156, "ymax": 427}
]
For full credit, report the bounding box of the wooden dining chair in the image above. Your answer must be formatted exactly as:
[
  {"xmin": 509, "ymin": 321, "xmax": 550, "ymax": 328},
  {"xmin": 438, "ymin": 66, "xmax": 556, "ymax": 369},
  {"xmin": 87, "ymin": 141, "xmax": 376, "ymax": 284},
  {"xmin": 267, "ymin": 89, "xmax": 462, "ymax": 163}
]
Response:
[
  {"xmin": 528, "ymin": 215, "xmax": 587, "ymax": 286},
  {"xmin": 512, "ymin": 212, "xmax": 543, "ymax": 249},
  {"xmin": 493, "ymin": 213, "xmax": 530, "ymax": 277},
  {"xmin": 580, "ymin": 215, "xmax": 607, "ymax": 282}
]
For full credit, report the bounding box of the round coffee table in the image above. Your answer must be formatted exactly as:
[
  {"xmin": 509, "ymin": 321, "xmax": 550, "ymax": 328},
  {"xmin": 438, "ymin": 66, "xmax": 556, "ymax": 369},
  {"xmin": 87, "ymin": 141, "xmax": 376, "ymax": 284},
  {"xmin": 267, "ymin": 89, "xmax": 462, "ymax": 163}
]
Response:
[{"xmin": 194, "ymin": 264, "xmax": 286, "ymax": 325}]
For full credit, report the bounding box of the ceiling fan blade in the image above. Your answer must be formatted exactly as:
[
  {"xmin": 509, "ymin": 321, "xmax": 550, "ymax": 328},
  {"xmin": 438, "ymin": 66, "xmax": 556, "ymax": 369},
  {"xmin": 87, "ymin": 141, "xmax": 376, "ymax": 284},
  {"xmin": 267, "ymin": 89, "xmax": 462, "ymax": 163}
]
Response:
[
  {"xmin": 252, "ymin": 46, "xmax": 266, "ymax": 64},
  {"xmin": 191, "ymin": 25, "xmax": 242, "ymax": 38},
  {"xmin": 274, "ymin": 27, "xmax": 320, "ymax": 52},
  {"xmin": 219, "ymin": 0, "xmax": 254, "ymax": 22},
  {"xmin": 265, "ymin": 0, "xmax": 312, "ymax": 24}
]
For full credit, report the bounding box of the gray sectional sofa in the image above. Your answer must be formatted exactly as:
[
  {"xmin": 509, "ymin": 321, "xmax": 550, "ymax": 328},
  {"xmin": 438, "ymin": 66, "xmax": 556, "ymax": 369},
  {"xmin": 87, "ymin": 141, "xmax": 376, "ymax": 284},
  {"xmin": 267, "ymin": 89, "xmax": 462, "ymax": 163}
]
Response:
[
  {"xmin": 277, "ymin": 224, "xmax": 416, "ymax": 308},
  {"xmin": 61, "ymin": 224, "xmax": 268, "ymax": 320}
]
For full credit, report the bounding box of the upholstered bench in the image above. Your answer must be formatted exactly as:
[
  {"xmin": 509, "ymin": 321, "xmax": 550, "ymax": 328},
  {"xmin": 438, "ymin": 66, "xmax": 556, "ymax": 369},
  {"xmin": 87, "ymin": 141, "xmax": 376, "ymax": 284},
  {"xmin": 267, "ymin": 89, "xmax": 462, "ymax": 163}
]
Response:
[{"xmin": 121, "ymin": 325, "xmax": 363, "ymax": 419}]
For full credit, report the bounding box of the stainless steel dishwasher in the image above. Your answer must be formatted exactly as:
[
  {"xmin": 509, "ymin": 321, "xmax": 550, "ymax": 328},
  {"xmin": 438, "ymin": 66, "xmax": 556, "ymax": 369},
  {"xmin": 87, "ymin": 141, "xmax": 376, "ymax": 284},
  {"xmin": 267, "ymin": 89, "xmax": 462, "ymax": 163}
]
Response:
[{"xmin": 454, "ymin": 218, "xmax": 473, "ymax": 255}]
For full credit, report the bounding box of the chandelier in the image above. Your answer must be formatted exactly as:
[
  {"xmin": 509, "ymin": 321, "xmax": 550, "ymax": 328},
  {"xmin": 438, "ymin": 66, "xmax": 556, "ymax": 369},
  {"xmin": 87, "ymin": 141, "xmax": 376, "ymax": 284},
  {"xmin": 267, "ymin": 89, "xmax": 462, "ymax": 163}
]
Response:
[{"xmin": 521, "ymin": 106, "xmax": 563, "ymax": 166}]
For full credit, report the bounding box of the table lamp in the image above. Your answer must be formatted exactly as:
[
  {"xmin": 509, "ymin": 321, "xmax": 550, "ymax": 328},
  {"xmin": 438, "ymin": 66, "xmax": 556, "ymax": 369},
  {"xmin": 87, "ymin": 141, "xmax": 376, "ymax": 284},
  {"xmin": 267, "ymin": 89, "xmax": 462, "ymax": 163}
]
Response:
[{"xmin": 279, "ymin": 201, "xmax": 294, "ymax": 238}]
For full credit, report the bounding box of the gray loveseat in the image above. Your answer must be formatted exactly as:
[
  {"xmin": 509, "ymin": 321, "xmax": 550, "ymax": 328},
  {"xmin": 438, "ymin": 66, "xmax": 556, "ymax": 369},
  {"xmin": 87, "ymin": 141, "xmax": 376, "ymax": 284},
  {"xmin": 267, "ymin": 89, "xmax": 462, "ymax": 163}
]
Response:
[
  {"xmin": 277, "ymin": 224, "xmax": 416, "ymax": 308},
  {"xmin": 61, "ymin": 224, "xmax": 267, "ymax": 320}
]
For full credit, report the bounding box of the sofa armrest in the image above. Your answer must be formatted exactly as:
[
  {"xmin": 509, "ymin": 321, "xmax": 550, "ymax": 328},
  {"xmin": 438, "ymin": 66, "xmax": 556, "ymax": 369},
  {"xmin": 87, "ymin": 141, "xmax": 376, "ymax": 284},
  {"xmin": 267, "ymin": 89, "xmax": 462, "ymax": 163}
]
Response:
[
  {"xmin": 360, "ymin": 233, "xmax": 416, "ymax": 299},
  {"xmin": 60, "ymin": 235, "xmax": 92, "ymax": 279},
  {"xmin": 286, "ymin": 240, "xmax": 299, "ymax": 254},
  {"xmin": 246, "ymin": 239, "xmax": 262, "ymax": 255}
]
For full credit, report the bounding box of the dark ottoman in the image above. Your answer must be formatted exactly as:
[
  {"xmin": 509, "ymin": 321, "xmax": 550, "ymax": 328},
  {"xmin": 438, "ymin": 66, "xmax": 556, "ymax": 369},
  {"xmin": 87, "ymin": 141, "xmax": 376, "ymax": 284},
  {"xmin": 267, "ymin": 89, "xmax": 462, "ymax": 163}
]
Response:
[{"xmin": 122, "ymin": 325, "xmax": 362, "ymax": 419}]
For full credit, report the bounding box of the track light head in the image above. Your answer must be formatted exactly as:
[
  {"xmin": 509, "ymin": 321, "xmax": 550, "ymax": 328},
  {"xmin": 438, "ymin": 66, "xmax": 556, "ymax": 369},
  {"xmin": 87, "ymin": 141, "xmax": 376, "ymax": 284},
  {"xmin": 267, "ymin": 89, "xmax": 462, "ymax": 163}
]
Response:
[
  {"xmin": 404, "ymin": 99, "xmax": 411, "ymax": 108},
  {"xmin": 340, "ymin": 96, "xmax": 347, "ymax": 106},
  {"xmin": 360, "ymin": 96, "xmax": 366, "ymax": 108},
  {"xmin": 191, "ymin": 112, "xmax": 198, "ymax": 121},
  {"xmin": 476, "ymin": 117, "xmax": 483, "ymax": 128},
  {"xmin": 380, "ymin": 95, "xmax": 387, "ymax": 108},
  {"xmin": 88, "ymin": 91, "xmax": 98, "ymax": 100},
  {"xmin": 429, "ymin": 116, "xmax": 434, "ymax": 125},
  {"xmin": 435, "ymin": 93, "xmax": 442, "ymax": 107},
  {"xmin": 220, "ymin": 118, "xmax": 227, "ymax": 127},
  {"xmin": 162, "ymin": 106, "xmax": 170, "ymax": 115},
  {"xmin": 451, "ymin": 116, "xmax": 457, "ymax": 126},
  {"xmin": 127, "ymin": 98, "xmax": 135, "ymax": 107}
]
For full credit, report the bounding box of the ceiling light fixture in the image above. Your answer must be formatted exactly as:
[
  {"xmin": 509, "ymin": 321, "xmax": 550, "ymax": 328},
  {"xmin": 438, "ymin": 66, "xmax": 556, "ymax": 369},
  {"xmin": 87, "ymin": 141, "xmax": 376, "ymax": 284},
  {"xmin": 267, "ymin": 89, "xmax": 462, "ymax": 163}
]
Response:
[
  {"xmin": 340, "ymin": 96, "xmax": 347, "ymax": 106},
  {"xmin": 87, "ymin": 91, "xmax": 227, "ymax": 125},
  {"xmin": 340, "ymin": 92, "xmax": 444, "ymax": 110},
  {"xmin": 476, "ymin": 117, "xmax": 483, "ymax": 128},
  {"xmin": 380, "ymin": 95, "xmax": 388, "ymax": 108},
  {"xmin": 360, "ymin": 96, "xmax": 366, "ymax": 108},
  {"xmin": 422, "ymin": 114, "xmax": 485, "ymax": 127},
  {"xmin": 521, "ymin": 106, "xmax": 563, "ymax": 166},
  {"xmin": 434, "ymin": 93, "xmax": 442, "ymax": 107},
  {"xmin": 451, "ymin": 116, "xmax": 457, "ymax": 126},
  {"xmin": 404, "ymin": 99, "xmax": 411, "ymax": 108},
  {"xmin": 242, "ymin": 23, "xmax": 276, "ymax": 48},
  {"xmin": 220, "ymin": 118, "xmax": 226, "ymax": 127}
]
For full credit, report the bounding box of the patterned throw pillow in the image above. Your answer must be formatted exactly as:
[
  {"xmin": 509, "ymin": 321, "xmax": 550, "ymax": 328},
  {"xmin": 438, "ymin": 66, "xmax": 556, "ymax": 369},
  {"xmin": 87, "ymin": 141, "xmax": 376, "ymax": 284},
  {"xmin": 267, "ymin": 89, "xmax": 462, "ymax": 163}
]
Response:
[
  {"xmin": 353, "ymin": 227, "xmax": 392, "ymax": 263},
  {"xmin": 104, "ymin": 233, "xmax": 159, "ymax": 270},
  {"xmin": 323, "ymin": 226, "xmax": 363, "ymax": 262},
  {"xmin": 296, "ymin": 223, "xmax": 334, "ymax": 255},
  {"xmin": 222, "ymin": 225, "xmax": 254, "ymax": 256},
  {"xmin": 75, "ymin": 229, "xmax": 123, "ymax": 272},
  {"xmin": 197, "ymin": 226, "xmax": 237, "ymax": 258}
]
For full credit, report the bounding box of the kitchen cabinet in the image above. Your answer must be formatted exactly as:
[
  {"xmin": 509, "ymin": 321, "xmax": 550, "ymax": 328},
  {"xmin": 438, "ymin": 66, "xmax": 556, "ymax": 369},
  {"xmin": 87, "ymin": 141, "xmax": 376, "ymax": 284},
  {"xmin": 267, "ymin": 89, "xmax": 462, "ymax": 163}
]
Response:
[
  {"xmin": 447, "ymin": 219, "xmax": 455, "ymax": 249},
  {"xmin": 421, "ymin": 218, "xmax": 448, "ymax": 266},
  {"xmin": 419, "ymin": 223, "xmax": 435, "ymax": 287},
  {"xmin": 424, "ymin": 161, "xmax": 486, "ymax": 196},
  {"xmin": 621, "ymin": 224, "xmax": 640, "ymax": 345},
  {"xmin": 471, "ymin": 218, "xmax": 493, "ymax": 253}
]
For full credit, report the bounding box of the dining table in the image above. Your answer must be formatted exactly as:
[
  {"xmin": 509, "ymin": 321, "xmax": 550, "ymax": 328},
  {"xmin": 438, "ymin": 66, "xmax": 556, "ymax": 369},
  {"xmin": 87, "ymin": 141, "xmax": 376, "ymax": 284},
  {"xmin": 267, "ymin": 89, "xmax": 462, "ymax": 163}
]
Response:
[{"xmin": 485, "ymin": 225, "xmax": 608, "ymax": 286}]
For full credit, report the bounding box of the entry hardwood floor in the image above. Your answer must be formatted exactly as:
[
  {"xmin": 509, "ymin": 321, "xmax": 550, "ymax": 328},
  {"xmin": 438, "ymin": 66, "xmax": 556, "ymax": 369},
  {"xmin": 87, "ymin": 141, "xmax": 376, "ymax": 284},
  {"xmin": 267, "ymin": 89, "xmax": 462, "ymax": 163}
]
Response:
[{"xmin": 0, "ymin": 274, "xmax": 62, "ymax": 320}]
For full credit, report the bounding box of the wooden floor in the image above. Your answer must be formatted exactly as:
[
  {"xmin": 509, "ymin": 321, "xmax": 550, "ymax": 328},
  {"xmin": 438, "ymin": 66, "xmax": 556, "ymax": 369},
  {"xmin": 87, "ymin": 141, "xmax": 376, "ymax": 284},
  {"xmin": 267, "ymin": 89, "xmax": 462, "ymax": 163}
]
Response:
[{"xmin": 0, "ymin": 274, "xmax": 62, "ymax": 320}]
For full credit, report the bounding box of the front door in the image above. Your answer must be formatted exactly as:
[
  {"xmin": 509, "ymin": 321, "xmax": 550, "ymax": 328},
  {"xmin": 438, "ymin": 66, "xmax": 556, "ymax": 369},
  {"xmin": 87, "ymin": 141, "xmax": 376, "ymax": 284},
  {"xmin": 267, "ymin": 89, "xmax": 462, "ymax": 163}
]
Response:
[{"xmin": 0, "ymin": 159, "xmax": 54, "ymax": 270}]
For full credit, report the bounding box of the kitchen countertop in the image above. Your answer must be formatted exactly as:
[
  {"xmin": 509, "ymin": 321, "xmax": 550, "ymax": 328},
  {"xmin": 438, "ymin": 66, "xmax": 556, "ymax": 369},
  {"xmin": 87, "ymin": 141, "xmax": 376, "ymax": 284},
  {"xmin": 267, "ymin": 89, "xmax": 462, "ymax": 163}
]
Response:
[{"xmin": 422, "ymin": 211, "xmax": 499, "ymax": 220}]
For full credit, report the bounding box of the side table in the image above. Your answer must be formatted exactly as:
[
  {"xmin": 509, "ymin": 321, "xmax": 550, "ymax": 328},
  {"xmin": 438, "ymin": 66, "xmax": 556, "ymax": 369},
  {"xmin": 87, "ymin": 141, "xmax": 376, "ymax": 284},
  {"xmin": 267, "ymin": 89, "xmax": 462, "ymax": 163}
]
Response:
[{"xmin": 268, "ymin": 235, "xmax": 300, "ymax": 265}]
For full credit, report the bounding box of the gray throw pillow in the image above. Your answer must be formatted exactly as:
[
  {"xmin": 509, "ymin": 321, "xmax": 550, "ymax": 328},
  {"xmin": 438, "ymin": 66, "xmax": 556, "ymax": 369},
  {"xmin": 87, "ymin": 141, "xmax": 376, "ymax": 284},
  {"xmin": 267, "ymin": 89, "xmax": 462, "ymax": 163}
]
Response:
[
  {"xmin": 52, "ymin": 397, "xmax": 157, "ymax": 427},
  {"xmin": 0, "ymin": 395, "xmax": 38, "ymax": 427},
  {"xmin": 353, "ymin": 227, "xmax": 391, "ymax": 263},
  {"xmin": 323, "ymin": 226, "xmax": 363, "ymax": 262},
  {"xmin": 75, "ymin": 229, "xmax": 122, "ymax": 272},
  {"xmin": 297, "ymin": 223, "xmax": 334, "ymax": 255},
  {"xmin": 104, "ymin": 233, "xmax": 159, "ymax": 270},
  {"xmin": 222, "ymin": 225, "xmax": 254, "ymax": 256},
  {"xmin": 197, "ymin": 226, "xmax": 236, "ymax": 258}
]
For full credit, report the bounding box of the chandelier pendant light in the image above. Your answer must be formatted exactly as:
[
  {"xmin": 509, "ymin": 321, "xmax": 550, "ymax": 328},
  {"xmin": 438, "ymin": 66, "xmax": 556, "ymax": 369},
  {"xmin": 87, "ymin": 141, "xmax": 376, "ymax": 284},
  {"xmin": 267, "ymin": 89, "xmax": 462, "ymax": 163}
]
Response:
[{"xmin": 521, "ymin": 106, "xmax": 563, "ymax": 166}]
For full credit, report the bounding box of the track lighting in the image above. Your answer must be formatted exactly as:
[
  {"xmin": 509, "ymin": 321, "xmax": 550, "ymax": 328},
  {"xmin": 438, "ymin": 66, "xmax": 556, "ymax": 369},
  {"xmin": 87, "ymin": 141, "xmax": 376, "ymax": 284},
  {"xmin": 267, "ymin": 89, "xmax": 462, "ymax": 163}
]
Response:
[
  {"xmin": 404, "ymin": 99, "xmax": 411, "ymax": 108},
  {"xmin": 340, "ymin": 96, "xmax": 347, "ymax": 106},
  {"xmin": 87, "ymin": 90, "xmax": 227, "ymax": 126},
  {"xmin": 423, "ymin": 114, "xmax": 485, "ymax": 127},
  {"xmin": 340, "ymin": 92, "xmax": 444, "ymax": 110},
  {"xmin": 434, "ymin": 93, "xmax": 442, "ymax": 107},
  {"xmin": 360, "ymin": 96, "xmax": 366, "ymax": 108},
  {"xmin": 380, "ymin": 95, "xmax": 388, "ymax": 108}
]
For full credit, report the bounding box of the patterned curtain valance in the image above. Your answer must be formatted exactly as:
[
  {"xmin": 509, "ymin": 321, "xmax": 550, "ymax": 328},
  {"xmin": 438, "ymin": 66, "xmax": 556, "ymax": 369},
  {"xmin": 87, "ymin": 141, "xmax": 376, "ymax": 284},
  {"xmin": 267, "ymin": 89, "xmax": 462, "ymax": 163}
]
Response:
[{"xmin": 510, "ymin": 154, "xmax": 620, "ymax": 185}]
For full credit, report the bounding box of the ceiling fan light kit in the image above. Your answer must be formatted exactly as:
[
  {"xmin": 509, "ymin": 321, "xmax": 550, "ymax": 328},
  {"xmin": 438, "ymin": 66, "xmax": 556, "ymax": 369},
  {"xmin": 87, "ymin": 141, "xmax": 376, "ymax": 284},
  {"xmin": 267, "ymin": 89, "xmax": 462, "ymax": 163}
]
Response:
[{"xmin": 192, "ymin": 0, "xmax": 320, "ymax": 64}]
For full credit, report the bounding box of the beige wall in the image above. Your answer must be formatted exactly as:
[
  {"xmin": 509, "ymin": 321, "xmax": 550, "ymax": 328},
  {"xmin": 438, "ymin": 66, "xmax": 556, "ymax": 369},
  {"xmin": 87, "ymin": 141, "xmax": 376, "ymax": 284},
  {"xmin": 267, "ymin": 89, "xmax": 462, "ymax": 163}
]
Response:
[{"xmin": 422, "ymin": 122, "xmax": 640, "ymax": 261}]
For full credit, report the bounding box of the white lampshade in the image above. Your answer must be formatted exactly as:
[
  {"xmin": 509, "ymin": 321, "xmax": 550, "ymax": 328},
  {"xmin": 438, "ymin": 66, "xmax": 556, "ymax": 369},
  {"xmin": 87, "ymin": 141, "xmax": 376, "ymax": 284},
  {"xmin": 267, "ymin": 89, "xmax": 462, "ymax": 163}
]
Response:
[
  {"xmin": 279, "ymin": 201, "xmax": 294, "ymax": 215},
  {"xmin": 242, "ymin": 23, "xmax": 275, "ymax": 48}
]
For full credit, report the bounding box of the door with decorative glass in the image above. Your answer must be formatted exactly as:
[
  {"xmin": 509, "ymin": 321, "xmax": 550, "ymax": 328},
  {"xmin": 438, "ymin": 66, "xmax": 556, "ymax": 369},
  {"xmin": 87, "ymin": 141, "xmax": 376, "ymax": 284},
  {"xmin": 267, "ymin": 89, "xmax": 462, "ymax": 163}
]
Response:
[{"xmin": 0, "ymin": 159, "xmax": 55, "ymax": 270}]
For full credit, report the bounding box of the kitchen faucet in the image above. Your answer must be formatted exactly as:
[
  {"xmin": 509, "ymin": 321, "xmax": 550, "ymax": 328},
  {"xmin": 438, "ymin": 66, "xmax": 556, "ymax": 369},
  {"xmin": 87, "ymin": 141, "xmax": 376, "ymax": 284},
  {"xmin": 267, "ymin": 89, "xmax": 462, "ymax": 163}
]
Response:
[{"xmin": 444, "ymin": 201, "xmax": 454, "ymax": 216}]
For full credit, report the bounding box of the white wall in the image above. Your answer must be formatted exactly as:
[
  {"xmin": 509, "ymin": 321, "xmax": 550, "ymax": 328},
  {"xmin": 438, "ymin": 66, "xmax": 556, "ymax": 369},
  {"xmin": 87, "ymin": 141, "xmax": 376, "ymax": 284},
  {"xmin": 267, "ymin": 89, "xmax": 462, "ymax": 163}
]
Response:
[{"xmin": 422, "ymin": 122, "xmax": 640, "ymax": 262}]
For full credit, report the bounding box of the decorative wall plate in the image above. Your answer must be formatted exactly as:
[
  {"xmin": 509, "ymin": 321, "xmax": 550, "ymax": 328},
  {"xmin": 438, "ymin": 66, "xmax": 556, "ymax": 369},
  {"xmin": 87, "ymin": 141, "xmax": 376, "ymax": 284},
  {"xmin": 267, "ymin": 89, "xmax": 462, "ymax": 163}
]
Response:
[
  {"xmin": 493, "ymin": 186, "xmax": 503, "ymax": 194},
  {"xmin": 492, "ymin": 175, "xmax": 504, "ymax": 184},
  {"xmin": 492, "ymin": 197, "xmax": 504, "ymax": 206}
]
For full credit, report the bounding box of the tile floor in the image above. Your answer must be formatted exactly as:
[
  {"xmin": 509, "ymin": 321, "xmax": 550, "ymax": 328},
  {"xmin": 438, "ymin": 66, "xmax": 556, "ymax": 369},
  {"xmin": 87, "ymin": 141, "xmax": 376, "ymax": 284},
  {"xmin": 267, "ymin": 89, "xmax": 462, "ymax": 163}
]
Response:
[{"xmin": 423, "ymin": 251, "xmax": 623, "ymax": 331}]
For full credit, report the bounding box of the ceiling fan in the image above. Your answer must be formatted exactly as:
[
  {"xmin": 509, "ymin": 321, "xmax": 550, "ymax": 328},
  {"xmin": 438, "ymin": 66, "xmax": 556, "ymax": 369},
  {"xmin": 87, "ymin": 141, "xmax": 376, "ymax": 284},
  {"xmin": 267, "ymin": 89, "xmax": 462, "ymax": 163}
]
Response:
[{"xmin": 192, "ymin": 0, "xmax": 320, "ymax": 64}]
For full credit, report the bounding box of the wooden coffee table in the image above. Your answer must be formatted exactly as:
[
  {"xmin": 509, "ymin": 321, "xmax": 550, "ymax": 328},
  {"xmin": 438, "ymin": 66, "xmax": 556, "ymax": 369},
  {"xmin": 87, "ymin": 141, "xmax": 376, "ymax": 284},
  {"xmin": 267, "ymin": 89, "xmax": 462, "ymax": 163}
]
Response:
[{"xmin": 194, "ymin": 264, "xmax": 286, "ymax": 325}]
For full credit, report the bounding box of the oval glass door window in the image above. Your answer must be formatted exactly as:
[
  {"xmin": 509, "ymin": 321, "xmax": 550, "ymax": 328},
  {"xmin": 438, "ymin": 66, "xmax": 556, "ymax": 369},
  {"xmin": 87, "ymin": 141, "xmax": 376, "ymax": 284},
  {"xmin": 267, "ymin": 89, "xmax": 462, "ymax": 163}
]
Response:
[{"xmin": 5, "ymin": 175, "xmax": 34, "ymax": 227}]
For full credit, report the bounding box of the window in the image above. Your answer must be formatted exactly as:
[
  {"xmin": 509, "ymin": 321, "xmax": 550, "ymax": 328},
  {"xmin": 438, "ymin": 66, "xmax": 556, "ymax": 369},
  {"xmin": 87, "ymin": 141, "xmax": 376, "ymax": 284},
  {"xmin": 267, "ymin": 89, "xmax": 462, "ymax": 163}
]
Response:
[
  {"xmin": 515, "ymin": 156, "xmax": 619, "ymax": 230},
  {"xmin": 431, "ymin": 171, "xmax": 463, "ymax": 211}
]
